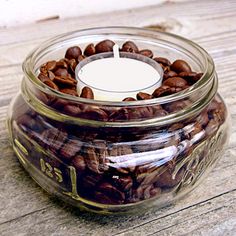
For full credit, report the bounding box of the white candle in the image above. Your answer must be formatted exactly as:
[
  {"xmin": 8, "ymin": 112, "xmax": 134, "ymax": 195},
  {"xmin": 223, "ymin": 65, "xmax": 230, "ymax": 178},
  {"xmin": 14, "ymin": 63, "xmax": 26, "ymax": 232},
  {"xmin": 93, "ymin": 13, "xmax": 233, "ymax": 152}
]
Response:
[{"xmin": 76, "ymin": 44, "xmax": 162, "ymax": 101}]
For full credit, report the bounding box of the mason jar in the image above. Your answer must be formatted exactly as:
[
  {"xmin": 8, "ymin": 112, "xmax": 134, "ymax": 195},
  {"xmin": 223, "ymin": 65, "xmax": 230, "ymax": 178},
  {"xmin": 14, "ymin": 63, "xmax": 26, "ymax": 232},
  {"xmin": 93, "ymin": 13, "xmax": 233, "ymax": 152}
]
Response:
[{"xmin": 7, "ymin": 27, "xmax": 230, "ymax": 214}]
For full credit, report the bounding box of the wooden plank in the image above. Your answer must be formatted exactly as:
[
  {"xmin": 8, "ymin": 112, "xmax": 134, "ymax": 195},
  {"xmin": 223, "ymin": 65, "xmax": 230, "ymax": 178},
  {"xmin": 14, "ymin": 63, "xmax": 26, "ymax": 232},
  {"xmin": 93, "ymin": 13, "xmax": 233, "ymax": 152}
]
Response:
[{"xmin": 0, "ymin": 0, "xmax": 236, "ymax": 235}]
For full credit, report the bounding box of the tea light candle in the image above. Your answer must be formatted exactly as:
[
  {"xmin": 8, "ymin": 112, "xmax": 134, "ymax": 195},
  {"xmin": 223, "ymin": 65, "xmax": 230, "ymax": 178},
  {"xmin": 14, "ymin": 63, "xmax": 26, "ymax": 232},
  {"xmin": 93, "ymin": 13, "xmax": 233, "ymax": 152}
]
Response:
[{"xmin": 76, "ymin": 44, "xmax": 163, "ymax": 101}]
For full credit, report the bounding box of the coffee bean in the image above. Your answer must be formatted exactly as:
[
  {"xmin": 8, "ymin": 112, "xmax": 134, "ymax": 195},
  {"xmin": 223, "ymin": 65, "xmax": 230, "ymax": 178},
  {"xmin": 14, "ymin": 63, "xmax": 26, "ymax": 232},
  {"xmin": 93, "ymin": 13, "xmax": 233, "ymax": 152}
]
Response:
[
  {"xmin": 163, "ymin": 71, "xmax": 178, "ymax": 80},
  {"xmin": 95, "ymin": 39, "xmax": 115, "ymax": 53},
  {"xmin": 54, "ymin": 76, "xmax": 77, "ymax": 87},
  {"xmin": 78, "ymin": 55, "xmax": 86, "ymax": 63},
  {"xmin": 109, "ymin": 108, "xmax": 129, "ymax": 121},
  {"xmin": 65, "ymin": 46, "xmax": 82, "ymax": 60},
  {"xmin": 84, "ymin": 43, "xmax": 96, "ymax": 56},
  {"xmin": 154, "ymin": 57, "xmax": 171, "ymax": 66},
  {"xmin": 139, "ymin": 49, "xmax": 153, "ymax": 58},
  {"xmin": 98, "ymin": 182, "xmax": 125, "ymax": 203},
  {"xmin": 121, "ymin": 41, "xmax": 139, "ymax": 53},
  {"xmin": 43, "ymin": 79, "xmax": 59, "ymax": 90},
  {"xmin": 56, "ymin": 59, "xmax": 68, "ymax": 69},
  {"xmin": 59, "ymin": 88, "xmax": 78, "ymax": 96},
  {"xmin": 79, "ymin": 107, "xmax": 108, "ymax": 121},
  {"xmin": 152, "ymin": 85, "xmax": 172, "ymax": 97},
  {"xmin": 54, "ymin": 68, "xmax": 69, "ymax": 78},
  {"xmin": 137, "ymin": 92, "xmax": 153, "ymax": 100},
  {"xmin": 38, "ymin": 73, "xmax": 50, "ymax": 82},
  {"xmin": 68, "ymin": 59, "xmax": 77, "ymax": 74},
  {"xmin": 45, "ymin": 60, "xmax": 57, "ymax": 71},
  {"xmin": 170, "ymin": 59, "xmax": 192, "ymax": 73},
  {"xmin": 80, "ymin": 86, "xmax": 94, "ymax": 99},
  {"xmin": 48, "ymin": 71, "xmax": 55, "ymax": 80},
  {"xmin": 63, "ymin": 104, "xmax": 81, "ymax": 116},
  {"xmin": 123, "ymin": 97, "xmax": 136, "ymax": 101},
  {"xmin": 113, "ymin": 176, "xmax": 133, "ymax": 191},
  {"xmin": 163, "ymin": 77, "xmax": 188, "ymax": 88},
  {"xmin": 71, "ymin": 155, "xmax": 86, "ymax": 172}
]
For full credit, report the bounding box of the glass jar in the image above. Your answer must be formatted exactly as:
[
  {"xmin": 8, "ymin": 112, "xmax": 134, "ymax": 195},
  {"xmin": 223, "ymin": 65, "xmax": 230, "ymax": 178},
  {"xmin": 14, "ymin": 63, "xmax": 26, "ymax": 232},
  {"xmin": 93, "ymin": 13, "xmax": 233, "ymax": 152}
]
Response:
[{"xmin": 7, "ymin": 27, "xmax": 230, "ymax": 214}]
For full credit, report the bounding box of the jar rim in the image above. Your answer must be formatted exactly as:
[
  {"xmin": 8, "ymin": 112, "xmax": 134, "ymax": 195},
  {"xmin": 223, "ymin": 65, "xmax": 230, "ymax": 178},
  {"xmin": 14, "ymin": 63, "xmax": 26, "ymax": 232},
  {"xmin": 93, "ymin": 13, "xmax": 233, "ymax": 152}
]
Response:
[
  {"xmin": 23, "ymin": 26, "xmax": 215, "ymax": 106},
  {"xmin": 21, "ymin": 26, "xmax": 217, "ymax": 127}
]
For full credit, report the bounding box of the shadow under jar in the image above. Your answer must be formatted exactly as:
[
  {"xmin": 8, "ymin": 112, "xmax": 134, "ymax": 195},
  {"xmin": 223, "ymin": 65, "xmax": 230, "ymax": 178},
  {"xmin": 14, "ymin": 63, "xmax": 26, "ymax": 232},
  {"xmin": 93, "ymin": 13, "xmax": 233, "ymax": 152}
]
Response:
[{"xmin": 7, "ymin": 27, "xmax": 230, "ymax": 214}]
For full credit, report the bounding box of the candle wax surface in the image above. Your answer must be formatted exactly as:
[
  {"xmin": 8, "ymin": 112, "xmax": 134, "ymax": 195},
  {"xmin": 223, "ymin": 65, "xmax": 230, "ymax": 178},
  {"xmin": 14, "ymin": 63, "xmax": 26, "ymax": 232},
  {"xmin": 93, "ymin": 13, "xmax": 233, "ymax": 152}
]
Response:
[{"xmin": 77, "ymin": 57, "xmax": 162, "ymax": 101}]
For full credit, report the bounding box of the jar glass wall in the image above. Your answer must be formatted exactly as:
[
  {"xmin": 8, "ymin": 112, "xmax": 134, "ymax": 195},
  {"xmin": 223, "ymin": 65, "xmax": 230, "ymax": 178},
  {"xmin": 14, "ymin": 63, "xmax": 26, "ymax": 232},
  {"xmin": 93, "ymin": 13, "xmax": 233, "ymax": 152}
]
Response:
[{"xmin": 7, "ymin": 27, "xmax": 230, "ymax": 214}]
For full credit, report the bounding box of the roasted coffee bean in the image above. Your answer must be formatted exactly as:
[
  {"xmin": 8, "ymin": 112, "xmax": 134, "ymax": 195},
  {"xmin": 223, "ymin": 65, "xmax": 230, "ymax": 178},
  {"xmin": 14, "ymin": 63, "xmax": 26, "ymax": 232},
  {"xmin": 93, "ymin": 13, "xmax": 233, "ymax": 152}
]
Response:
[
  {"xmin": 163, "ymin": 71, "xmax": 178, "ymax": 80},
  {"xmin": 38, "ymin": 73, "xmax": 50, "ymax": 82},
  {"xmin": 113, "ymin": 176, "xmax": 133, "ymax": 191},
  {"xmin": 84, "ymin": 43, "xmax": 96, "ymax": 56},
  {"xmin": 71, "ymin": 155, "xmax": 86, "ymax": 172},
  {"xmin": 137, "ymin": 92, "xmax": 153, "ymax": 100},
  {"xmin": 170, "ymin": 59, "xmax": 192, "ymax": 73},
  {"xmin": 154, "ymin": 57, "xmax": 171, "ymax": 66},
  {"xmin": 79, "ymin": 107, "xmax": 108, "ymax": 121},
  {"xmin": 59, "ymin": 88, "xmax": 78, "ymax": 96},
  {"xmin": 163, "ymin": 77, "xmax": 188, "ymax": 88},
  {"xmin": 54, "ymin": 68, "xmax": 69, "ymax": 78},
  {"xmin": 78, "ymin": 55, "xmax": 86, "ymax": 63},
  {"xmin": 109, "ymin": 108, "xmax": 129, "ymax": 121},
  {"xmin": 40, "ymin": 63, "xmax": 48, "ymax": 74},
  {"xmin": 98, "ymin": 182, "xmax": 125, "ymax": 204},
  {"xmin": 95, "ymin": 39, "xmax": 115, "ymax": 53},
  {"xmin": 84, "ymin": 141, "xmax": 109, "ymax": 174},
  {"xmin": 45, "ymin": 60, "xmax": 57, "ymax": 71},
  {"xmin": 121, "ymin": 41, "xmax": 139, "ymax": 53},
  {"xmin": 53, "ymin": 76, "xmax": 77, "ymax": 87},
  {"xmin": 63, "ymin": 104, "xmax": 81, "ymax": 116},
  {"xmin": 160, "ymin": 64, "xmax": 170, "ymax": 73},
  {"xmin": 178, "ymin": 71, "xmax": 197, "ymax": 80},
  {"xmin": 80, "ymin": 86, "xmax": 94, "ymax": 99},
  {"xmin": 152, "ymin": 107, "xmax": 168, "ymax": 117},
  {"xmin": 129, "ymin": 107, "xmax": 154, "ymax": 120},
  {"xmin": 65, "ymin": 46, "xmax": 82, "ymax": 60},
  {"xmin": 68, "ymin": 59, "xmax": 77, "ymax": 74},
  {"xmin": 60, "ymin": 139, "xmax": 83, "ymax": 160},
  {"xmin": 123, "ymin": 97, "xmax": 136, "ymax": 101},
  {"xmin": 139, "ymin": 49, "xmax": 153, "ymax": 58},
  {"xmin": 152, "ymin": 85, "xmax": 172, "ymax": 97},
  {"xmin": 192, "ymin": 72, "xmax": 203, "ymax": 83},
  {"xmin": 43, "ymin": 79, "xmax": 59, "ymax": 90},
  {"xmin": 56, "ymin": 59, "xmax": 68, "ymax": 69},
  {"xmin": 48, "ymin": 71, "xmax": 55, "ymax": 80}
]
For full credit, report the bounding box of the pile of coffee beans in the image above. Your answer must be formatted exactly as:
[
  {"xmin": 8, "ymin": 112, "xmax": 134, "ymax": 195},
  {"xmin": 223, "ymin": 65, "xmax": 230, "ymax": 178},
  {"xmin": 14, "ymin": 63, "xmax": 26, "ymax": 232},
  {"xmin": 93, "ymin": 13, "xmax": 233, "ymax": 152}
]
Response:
[
  {"xmin": 38, "ymin": 39, "xmax": 203, "ymax": 100},
  {"xmin": 12, "ymin": 39, "xmax": 227, "ymax": 206},
  {"xmin": 14, "ymin": 93, "xmax": 227, "ymax": 205}
]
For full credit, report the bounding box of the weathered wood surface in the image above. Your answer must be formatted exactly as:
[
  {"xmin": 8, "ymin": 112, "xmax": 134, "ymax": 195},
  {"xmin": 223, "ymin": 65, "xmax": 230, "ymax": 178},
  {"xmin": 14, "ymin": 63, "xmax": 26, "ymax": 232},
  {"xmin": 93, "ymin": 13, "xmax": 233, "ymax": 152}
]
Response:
[{"xmin": 0, "ymin": 0, "xmax": 236, "ymax": 235}]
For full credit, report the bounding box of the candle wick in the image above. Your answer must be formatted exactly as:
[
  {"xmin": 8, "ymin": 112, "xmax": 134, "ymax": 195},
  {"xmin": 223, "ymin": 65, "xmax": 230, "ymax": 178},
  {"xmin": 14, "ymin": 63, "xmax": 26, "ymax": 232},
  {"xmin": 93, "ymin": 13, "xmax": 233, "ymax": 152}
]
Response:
[{"xmin": 113, "ymin": 44, "xmax": 120, "ymax": 59}]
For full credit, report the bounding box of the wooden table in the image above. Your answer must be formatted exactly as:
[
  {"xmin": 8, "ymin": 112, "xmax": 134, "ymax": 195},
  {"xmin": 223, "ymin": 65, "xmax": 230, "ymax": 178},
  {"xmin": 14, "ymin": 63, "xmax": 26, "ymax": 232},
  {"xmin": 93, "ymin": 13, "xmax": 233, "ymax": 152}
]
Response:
[{"xmin": 0, "ymin": 1, "xmax": 236, "ymax": 235}]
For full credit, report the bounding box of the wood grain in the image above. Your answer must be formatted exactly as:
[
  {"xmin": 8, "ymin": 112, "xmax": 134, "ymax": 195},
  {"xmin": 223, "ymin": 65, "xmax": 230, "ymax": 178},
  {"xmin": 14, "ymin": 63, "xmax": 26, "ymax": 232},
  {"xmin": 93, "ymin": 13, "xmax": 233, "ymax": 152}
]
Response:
[{"xmin": 0, "ymin": 0, "xmax": 236, "ymax": 235}]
